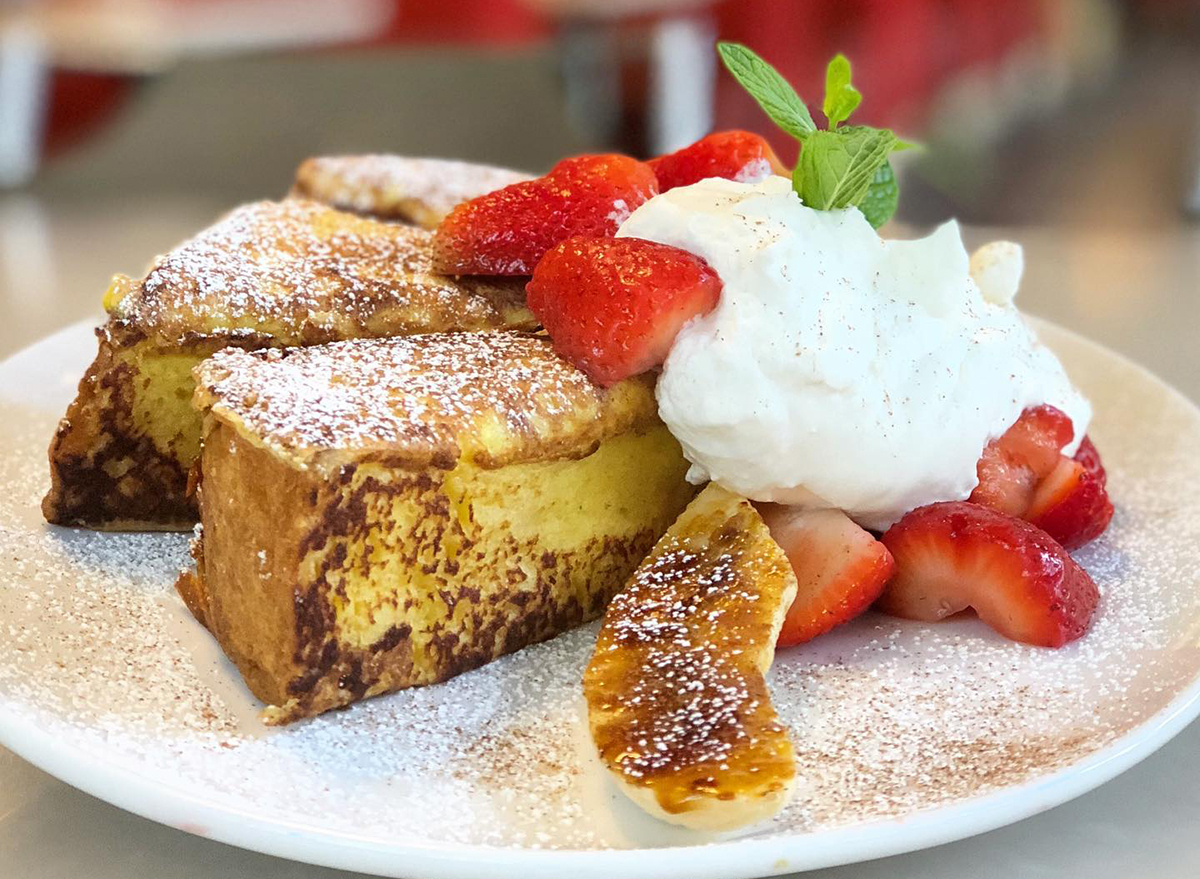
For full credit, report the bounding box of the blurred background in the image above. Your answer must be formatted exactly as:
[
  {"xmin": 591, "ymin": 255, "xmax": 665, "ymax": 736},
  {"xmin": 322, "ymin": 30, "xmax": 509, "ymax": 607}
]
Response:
[{"xmin": 0, "ymin": 0, "xmax": 1197, "ymax": 387}]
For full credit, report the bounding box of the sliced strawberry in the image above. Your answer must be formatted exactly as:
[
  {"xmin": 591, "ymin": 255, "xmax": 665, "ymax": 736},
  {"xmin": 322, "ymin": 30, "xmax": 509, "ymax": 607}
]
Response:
[
  {"xmin": 1025, "ymin": 457, "xmax": 1084, "ymax": 521},
  {"xmin": 969, "ymin": 404, "xmax": 1074, "ymax": 516},
  {"xmin": 1027, "ymin": 455, "xmax": 1113, "ymax": 550},
  {"xmin": 879, "ymin": 501, "xmax": 1099, "ymax": 648},
  {"xmin": 971, "ymin": 411, "xmax": 1114, "ymax": 549},
  {"xmin": 432, "ymin": 154, "xmax": 658, "ymax": 276},
  {"xmin": 649, "ymin": 130, "xmax": 788, "ymax": 192},
  {"xmin": 757, "ymin": 505, "xmax": 895, "ymax": 648},
  {"xmin": 1073, "ymin": 435, "xmax": 1108, "ymax": 487},
  {"xmin": 525, "ymin": 236, "xmax": 722, "ymax": 386}
]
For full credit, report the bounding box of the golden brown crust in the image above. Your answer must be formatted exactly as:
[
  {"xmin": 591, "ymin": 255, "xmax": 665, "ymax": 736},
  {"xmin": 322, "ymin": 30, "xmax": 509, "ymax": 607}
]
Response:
[
  {"xmin": 291, "ymin": 155, "xmax": 532, "ymax": 229},
  {"xmin": 186, "ymin": 423, "xmax": 314, "ymax": 705},
  {"xmin": 110, "ymin": 199, "xmax": 536, "ymax": 347},
  {"xmin": 45, "ymin": 200, "xmax": 539, "ymax": 531},
  {"xmin": 583, "ymin": 484, "xmax": 798, "ymax": 830},
  {"xmin": 184, "ymin": 412, "xmax": 694, "ymax": 723},
  {"xmin": 193, "ymin": 332, "xmax": 661, "ymax": 475},
  {"xmin": 175, "ymin": 523, "xmax": 210, "ymax": 628}
]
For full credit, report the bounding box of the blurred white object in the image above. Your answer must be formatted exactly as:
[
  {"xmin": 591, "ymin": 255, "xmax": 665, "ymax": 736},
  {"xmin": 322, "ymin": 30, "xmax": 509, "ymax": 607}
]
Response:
[
  {"xmin": 11, "ymin": 0, "xmax": 394, "ymax": 74},
  {"xmin": 969, "ymin": 240, "xmax": 1024, "ymax": 306},
  {"xmin": 0, "ymin": 193, "xmax": 54, "ymax": 316},
  {"xmin": 521, "ymin": 0, "xmax": 710, "ymax": 19},
  {"xmin": 1187, "ymin": 96, "xmax": 1200, "ymax": 218},
  {"xmin": 0, "ymin": 0, "xmax": 394, "ymax": 186},
  {"xmin": 552, "ymin": 2, "xmax": 717, "ymax": 156},
  {"xmin": 647, "ymin": 13, "xmax": 714, "ymax": 154},
  {"xmin": 0, "ymin": 20, "xmax": 47, "ymax": 187}
]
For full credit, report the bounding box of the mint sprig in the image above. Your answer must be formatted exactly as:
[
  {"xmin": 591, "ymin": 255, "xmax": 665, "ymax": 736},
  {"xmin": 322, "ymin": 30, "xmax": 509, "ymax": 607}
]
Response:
[
  {"xmin": 858, "ymin": 161, "xmax": 899, "ymax": 229},
  {"xmin": 793, "ymin": 126, "xmax": 898, "ymax": 211},
  {"xmin": 717, "ymin": 42, "xmax": 816, "ymax": 141},
  {"xmin": 718, "ymin": 42, "xmax": 909, "ymax": 228},
  {"xmin": 822, "ymin": 53, "xmax": 861, "ymax": 129}
]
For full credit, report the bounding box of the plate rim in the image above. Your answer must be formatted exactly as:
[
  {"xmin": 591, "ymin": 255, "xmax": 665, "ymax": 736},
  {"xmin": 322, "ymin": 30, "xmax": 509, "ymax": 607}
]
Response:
[
  {"xmin": 4, "ymin": 670, "xmax": 1200, "ymax": 879},
  {"xmin": 3, "ymin": 318, "xmax": 1200, "ymax": 879}
]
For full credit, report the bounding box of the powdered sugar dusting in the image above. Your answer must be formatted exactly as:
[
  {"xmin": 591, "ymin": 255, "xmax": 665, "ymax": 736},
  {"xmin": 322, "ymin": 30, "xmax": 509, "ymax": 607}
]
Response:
[
  {"xmin": 194, "ymin": 332, "xmax": 651, "ymax": 468},
  {"xmin": 592, "ymin": 532, "xmax": 784, "ymax": 788},
  {"xmin": 294, "ymin": 155, "xmax": 533, "ymax": 223},
  {"xmin": 3, "ymin": 323, "xmax": 1200, "ymax": 856},
  {"xmin": 117, "ymin": 199, "xmax": 527, "ymax": 345}
]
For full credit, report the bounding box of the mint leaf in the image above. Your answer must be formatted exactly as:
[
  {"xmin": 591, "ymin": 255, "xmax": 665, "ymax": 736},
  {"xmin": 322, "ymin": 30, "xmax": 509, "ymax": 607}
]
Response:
[
  {"xmin": 792, "ymin": 126, "xmax": 898, "ymax": 211},
  {"xmin": 822, "ymin": 53, "xmax": 861, "ymax": 130},
  {"xmin": 858, "ymin": 161, "xmax": 898, "ymax": 228},
  {"xmin": 717, "ymin": 42, "xmax": 816, "ymax": 140},
  {"xmin": 718, "ymin": 44, "xmax": 911, "ymax": 223}
]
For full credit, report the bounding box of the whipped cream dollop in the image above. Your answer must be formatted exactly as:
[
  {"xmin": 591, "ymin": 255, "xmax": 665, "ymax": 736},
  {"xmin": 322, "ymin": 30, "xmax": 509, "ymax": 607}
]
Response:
[{"xmin": 616, "ymin": 176, "xmax": 1090, "ymax": 531}]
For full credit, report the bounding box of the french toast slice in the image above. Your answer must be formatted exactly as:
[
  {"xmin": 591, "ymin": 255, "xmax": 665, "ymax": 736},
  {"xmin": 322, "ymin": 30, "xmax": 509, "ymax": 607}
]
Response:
[
  {"xmin": 292, "ymin": 155, "xmax": 532, "ymax": 228},
  {"xmin": 583, "ymin": 484, "xmax": 798, "ymax": 831},
  {"xmin": 180, "ymin": 331, "xmax": 695, "ymax": 723},
  {"xmin": 43, "ymin": 199, "xmax": 535, "ymax": 531}
]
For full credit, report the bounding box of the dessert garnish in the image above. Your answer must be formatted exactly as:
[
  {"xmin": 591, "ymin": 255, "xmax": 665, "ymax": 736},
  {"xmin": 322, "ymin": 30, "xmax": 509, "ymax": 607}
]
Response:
[
  {"xmin": 526, "ymin": 237, "xmax": 723, "ymax": 386},
  {"xmin": 756, "ymin": 505, "xmax": 895, "ymax": 648},
  {"xmin": 969, "ymin": 404, "xmax": 1114, "ymax": 548},
  {"xmin": 566, "ymin": 45, "xmax": 1112, "ymax": 829},
  {"xmin": 878, "ymin": 501, "xmax": 1100, "ymax": 648},
  {"xmin": 432, "ymin": 154, "xmax": 659, "ymax": 275},
  {"xmin": 717, "ymin": 42, "xmax": 912, "ymax": 227},
  {"xmin": 583, "ymin": 484, "xmax": 797, "ymax": 830},
  {"xmin": 648, "ymin": 130, "xmax": 787, "ymax": 192}
]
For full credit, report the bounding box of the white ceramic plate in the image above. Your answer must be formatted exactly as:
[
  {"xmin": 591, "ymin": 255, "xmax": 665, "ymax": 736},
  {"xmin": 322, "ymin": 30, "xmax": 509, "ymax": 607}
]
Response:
[{"xmin": 2, "ymin": 320, "xmax": 1199, "ymax": 879}]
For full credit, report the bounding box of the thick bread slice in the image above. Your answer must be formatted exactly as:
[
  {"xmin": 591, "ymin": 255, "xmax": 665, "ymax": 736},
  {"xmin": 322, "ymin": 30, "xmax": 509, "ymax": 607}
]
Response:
[
  {"xmin": 43, "ymin": 199, "xmax": 534, "ymax": 530},
  {"xmin": 292, "ymin": 155, "xmax": 532, "ymax": 228},
  {"xmin": 182, "ymin": 332, "xmax": 696, "ymax": 722},
  {"xmin": 583, "ymin": 483, "xmax": 798, "ymax": 831}
]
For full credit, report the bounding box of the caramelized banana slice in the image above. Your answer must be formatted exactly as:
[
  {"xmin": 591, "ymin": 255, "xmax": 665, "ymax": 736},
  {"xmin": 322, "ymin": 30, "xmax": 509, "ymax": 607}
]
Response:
[{"xmin": 583, "ymin": 484, "xmax": 798, "ymax": 831}]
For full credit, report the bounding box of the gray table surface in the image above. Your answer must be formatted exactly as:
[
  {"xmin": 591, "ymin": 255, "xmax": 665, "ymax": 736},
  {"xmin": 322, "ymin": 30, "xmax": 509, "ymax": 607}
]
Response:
[{"xmin": 2, "ymin": 194, "xmax": 1198, "ymax": 878}]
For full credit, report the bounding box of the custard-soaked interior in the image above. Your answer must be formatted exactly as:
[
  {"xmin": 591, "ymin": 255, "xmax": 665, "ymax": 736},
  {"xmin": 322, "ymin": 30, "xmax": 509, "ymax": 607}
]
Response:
[
  {"xmin": 44, "ymin": 200, "xmax": 539, "ymax": 531},
  {"xmin": 196, "ymin": 422, "xmax": 696, "ymax": 722},
  {"xmin": 42, "ymin": 335, "xmax": 231, "ymax": 530},
  {"xmin": 324, "ymin": 429, "xmax": 690, "ymax": 654},
  {"xmin": 126, "ymin": 345, "xmax": 209, "ymax": 465}
]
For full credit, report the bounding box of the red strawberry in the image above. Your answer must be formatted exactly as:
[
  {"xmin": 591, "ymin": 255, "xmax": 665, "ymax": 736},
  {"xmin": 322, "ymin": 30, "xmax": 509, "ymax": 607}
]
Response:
[
  {"xmin": 432, "ymin": 154, "xmax": 658, "ymax": 276},
  {"xmin": 525, "ymin": 236, "xmax": 722, "ymax": 386},
  {"xmin": 1027, "ymin": 455, "xmax": 1114, "ymax": 550},
  {"xmin": 969, "ymin": 404, "xmax": 1074, "ymax": 516},
  {"xmin": 1073, "ymin": 435, "xmax": 1108, "ymax": 487},
  {"xmin": 879, "ymin": 501, "xmax": 1099, "ymax": 648},
  {"xmin": 649, "ymin": 130, "xmax": 788, "ymax": 192},
  {"xmin": 757, "ymin": 505, "xmax": 895, "ymax": 648}
]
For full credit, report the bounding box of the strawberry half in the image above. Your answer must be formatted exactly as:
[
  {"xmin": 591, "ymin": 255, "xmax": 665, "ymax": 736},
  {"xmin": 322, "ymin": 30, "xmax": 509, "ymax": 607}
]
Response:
[
  {"xmin": 757, "ymin": 505, "xmax": 895, "ymax": 648},
  {"xmin": 1073, "ymin": 435, "xmax": 1108, "ymax": 487},
  {"xmin": 969, "ymin": 404, "xmax": 1074, "ymax": 516},
  {"xmin": 649, "ymin": 130, "xmax": 788, "ymax": 192},
  {"xmin": 432, "ymin": 154, "xmax": 658, "ymax": 276},
  {"xmin": 526, "ymin": 236, "xmax": 722, "ymax": 386},
  {"xmin": 1027, "ymin": 441, "xmax": 1114, "ymax": 550},
  {"xmin": 879, "ymin": 501, "xmax": 1099, "ymax": 648}
]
